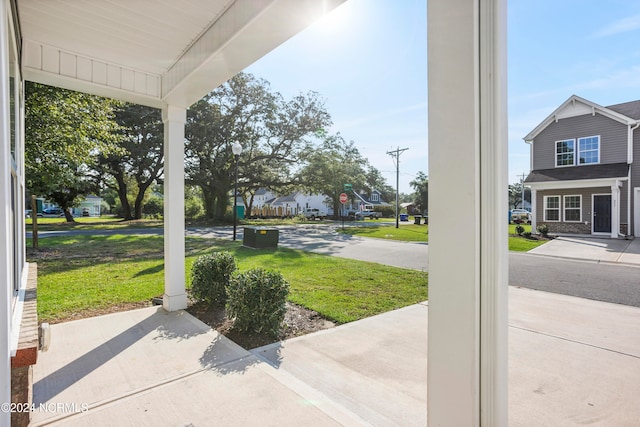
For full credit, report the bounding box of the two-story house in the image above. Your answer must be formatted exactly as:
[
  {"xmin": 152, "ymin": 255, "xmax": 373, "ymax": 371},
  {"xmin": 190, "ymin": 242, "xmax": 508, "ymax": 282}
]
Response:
[{"xmin": 524, "ymin": 95, "xmax": 640, "ymax": 238}]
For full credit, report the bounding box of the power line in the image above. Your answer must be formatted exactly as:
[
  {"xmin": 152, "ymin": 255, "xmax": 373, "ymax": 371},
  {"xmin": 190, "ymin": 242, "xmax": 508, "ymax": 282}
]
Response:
[{"xmin": 387, "ymin": 147, "xmax": 409, "ymax": 229}]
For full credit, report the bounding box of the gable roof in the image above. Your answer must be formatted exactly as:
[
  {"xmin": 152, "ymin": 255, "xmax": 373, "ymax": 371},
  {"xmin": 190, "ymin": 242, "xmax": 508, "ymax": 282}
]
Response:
[
  {"xmin": 606, "ymin": 100, "xmax": 640, "ymax": 120},
  {"xmin": 270, "ymin": 192, "xmax": 299, "ymax": 205},
  {"xmin": 523, "ymin": 95, "xmax": 637, "ymax": 142}
]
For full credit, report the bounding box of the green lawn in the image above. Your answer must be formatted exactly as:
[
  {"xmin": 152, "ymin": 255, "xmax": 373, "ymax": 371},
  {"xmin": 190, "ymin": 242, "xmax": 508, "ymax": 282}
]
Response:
[
  {"xmin": 338, "ymin": 223, "xmax": 428, "ymax": 242},
  {"xmin": 339, "ymin": 222, "xmax": 548, "ymax": 252},
  {"xmin": 29, "ymin": 234, "xmax": 427, "ymax": 324}
]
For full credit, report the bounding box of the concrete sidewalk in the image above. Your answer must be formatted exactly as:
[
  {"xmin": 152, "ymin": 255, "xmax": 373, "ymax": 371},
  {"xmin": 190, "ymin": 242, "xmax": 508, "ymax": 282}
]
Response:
[
  {"xmin": 528, "ymin": 236, "xmax": 640, "ymax": 266},
  {"xmin": 31, "ymin": 286, "xmax": 640, "ymax": 426}
]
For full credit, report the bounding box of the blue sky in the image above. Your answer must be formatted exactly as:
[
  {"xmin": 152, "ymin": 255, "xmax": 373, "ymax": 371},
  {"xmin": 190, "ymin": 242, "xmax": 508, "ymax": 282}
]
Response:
[
  {"xmin": 248, "ymin": 1, "xmax": 640, "ymax": 194},
  {"xmin": 246, "ymin": 0, "xmax": 426, "ymax": 194}
]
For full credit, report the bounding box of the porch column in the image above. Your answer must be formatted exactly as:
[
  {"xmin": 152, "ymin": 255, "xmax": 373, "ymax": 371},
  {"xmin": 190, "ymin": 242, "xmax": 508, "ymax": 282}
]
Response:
[
  {"xmin": 530, "ymin": 188, "xmax": 537, "ymax": 230},
  {"xmin": 162, "ymin": 105, "xmax": 188, "ymax": 311},
  {"xmin": 611, "ymin": 183, "xmax": 620, "ymax": 238},
  {"xmin": 428, "ymin": 0, "xmax": 508, "ymax": 425},
  {"xmin": 0, "ymin": 0, "xmax": 12, "ymax": 422}
]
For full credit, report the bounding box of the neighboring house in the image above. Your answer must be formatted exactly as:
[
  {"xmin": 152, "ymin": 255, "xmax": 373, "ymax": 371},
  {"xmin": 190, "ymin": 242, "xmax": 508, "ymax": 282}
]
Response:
[
  {"xmin": 524, "ymin": 95, "xmax": 640, "ymax": 238},
  {"xmin": 71, "ymin": 195, "xmax": 102, "ymax": 217},
  {"xmin": 353, "ymin": 189, "xmax": 391, "ymax": 211},
  {"xmin": 251, "ymin": 188, "xmax": 276, "ymax": 210},
  {"xmin": 266, "ymin": 192, "xmax": 333, "ymax": 216}
]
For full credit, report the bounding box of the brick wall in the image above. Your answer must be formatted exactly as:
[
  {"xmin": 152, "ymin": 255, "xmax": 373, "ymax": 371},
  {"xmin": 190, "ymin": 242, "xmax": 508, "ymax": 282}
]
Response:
[{"xmin": 10, "ymin": 263, "xmax": 38, "ymax": 427}]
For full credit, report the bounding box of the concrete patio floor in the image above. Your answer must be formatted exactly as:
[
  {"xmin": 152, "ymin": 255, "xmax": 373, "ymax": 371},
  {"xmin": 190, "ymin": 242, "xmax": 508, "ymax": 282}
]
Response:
[{"xmin": 30, "ymin": 286, "xmax": 640, "ymax": 426}]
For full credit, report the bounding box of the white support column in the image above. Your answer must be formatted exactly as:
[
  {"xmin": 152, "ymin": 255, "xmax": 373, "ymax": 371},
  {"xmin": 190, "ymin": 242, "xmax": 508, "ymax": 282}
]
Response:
[
  {"xmin": 162, "ymin": 105, "xmax": 188, "ymax": 311},
  {"xmin": 0, "ymin": 0, "xmax": 12, "ymax": 423},
  {"xmin": 427, "ymin": 0, "xmax": 508, "ymax": 426},
  {"xmin": 611, "ymin": 183, "xmax": 620, "ymax": 238}
]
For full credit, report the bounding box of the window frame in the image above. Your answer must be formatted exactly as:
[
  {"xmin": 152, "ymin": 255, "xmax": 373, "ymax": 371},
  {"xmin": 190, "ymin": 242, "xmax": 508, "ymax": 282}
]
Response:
[
  {"xmin": 555, "ymin": 139, "xmax": 575, "ymax": 167},
  {"xmin": 543, "ymin": 195, "xmax": 561, "ymax": 222},
  {"xmin": 563, "ymin": 194, "xmax": 582, "ymax": 223},
  {"xmin": 577, "ymin": 135, "xmax": 600, "ymax": 165}
]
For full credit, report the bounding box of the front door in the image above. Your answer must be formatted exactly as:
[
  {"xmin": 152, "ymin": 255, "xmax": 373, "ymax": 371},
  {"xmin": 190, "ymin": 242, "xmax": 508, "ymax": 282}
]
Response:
[{"xmin": 593, "ymin": 195, "xmax": 611, "ymax": 233}]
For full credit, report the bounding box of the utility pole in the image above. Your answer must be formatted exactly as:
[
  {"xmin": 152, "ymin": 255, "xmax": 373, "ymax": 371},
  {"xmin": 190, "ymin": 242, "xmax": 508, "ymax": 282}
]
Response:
[
  {"xmin": 520, "ymin": 172, "xmax": 527, "ymax": 209},
  {"xmin": 387, "ymin": 147, "xmax": 409, "ymax": 228}
]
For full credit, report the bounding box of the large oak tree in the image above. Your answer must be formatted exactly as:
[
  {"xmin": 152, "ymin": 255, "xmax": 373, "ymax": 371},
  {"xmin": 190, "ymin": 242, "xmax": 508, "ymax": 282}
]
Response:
[{"xmin": 185, "ymin": 72, "xmax": 331, "ymax": 220}]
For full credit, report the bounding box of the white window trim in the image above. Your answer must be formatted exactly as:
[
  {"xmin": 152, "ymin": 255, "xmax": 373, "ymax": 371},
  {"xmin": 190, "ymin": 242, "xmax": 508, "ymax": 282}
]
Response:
[
  {"xmin": 543, "ymin": 195, "xmax": 561, "ymax": 222},
  {"xmin": 563, "ymin": 194, "xmax": 582, "ymax": 223},
  {"xmin": 555, "ymin": 139, "xmax": 575, "ymax": 168},
  {"xmin": 577, "ymin": 135, "xmax": 600, "ymax": 165}
]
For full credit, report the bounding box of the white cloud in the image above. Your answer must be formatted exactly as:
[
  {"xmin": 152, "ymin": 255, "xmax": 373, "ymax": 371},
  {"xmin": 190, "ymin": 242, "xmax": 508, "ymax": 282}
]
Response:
[{"xmin": 592, "ymin": 14, "xmax": 640, "ymax": 38}]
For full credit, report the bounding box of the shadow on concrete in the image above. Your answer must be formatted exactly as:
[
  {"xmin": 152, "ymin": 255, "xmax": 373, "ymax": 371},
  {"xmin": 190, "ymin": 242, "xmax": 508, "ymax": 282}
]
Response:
[{"xmin": 33, "ymin": 308, "xmax": 208, "ymax": 404}]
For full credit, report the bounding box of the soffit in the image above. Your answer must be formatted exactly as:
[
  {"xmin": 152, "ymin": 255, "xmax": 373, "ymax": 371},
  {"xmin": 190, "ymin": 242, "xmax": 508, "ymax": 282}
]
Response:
[{"xmin": 18, "ymin": 0, "xmax": 346, "ymax": 108}]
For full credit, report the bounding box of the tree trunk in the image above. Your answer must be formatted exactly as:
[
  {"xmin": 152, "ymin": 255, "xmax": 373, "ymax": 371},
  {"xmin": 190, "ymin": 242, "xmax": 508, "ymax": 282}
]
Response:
[
  {"xmin": 62, "ymin": 208, "xmax": 75, "ymax": 223},
  {"xmin": 214, "ymin": 188, "xmax": 229, "ymax": 220},
  {"xmin": 201, "ymin": 186, "xmax": 216, "ymax": 221},
  {"xmin": 133, "ymin": 181, "xmax": 151, "ymax": 220},
  {"xmin": 114, "ymin": 172, "xmax": 132, "ymax": 220}
]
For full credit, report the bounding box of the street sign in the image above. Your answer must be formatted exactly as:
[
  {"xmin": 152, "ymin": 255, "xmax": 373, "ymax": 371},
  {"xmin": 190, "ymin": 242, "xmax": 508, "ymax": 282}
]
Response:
[
  {"xmin": 339, "ymin": 193, "xmax": 348, "ymax": 204},
  {"xmin": 343, "ymin": 183, "xmax": 352, "ymax": 191}
]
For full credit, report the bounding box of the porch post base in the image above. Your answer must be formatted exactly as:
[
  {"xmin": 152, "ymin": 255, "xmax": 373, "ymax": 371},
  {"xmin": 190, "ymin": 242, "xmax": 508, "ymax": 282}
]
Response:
[{"xmin": 163, "ymin": 293, "xmax": 188, "ymax": 312}]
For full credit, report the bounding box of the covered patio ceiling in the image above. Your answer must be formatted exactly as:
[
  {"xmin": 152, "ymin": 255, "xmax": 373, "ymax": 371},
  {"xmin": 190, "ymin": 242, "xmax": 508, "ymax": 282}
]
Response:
[{"xmin": 18, "ymin": 0, "xmax": 345, "ymax": 108}]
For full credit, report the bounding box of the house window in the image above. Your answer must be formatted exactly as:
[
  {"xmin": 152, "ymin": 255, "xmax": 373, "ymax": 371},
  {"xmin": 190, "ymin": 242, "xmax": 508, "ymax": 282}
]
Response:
[
  {"xmin": 371, "ymin": 193, "xmax": 379, "ymax": 202},
  {"xmin": 543, "ymin": 195, "xmax": 560, "ymax": 221},
  {"xmin": 578, "ymin": 136, "xmax": 599, "ymax": 164},
  {"xmin": 563, "ymin": 195, "xmax": 581, "ymax": 222},
  {"xmin": 555, "ymin": 139, "xmax": 575, "ymax": 167}
]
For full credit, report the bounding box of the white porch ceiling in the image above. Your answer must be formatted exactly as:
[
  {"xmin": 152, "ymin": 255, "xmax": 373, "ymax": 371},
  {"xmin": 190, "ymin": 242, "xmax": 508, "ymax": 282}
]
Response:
[{"xmin": 18, "ymin": 0, "xmax": 345, "ymax": 108}]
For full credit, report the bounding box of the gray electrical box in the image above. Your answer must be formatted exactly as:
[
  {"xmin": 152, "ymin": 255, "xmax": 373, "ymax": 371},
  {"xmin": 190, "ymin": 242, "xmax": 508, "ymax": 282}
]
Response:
[{"xmin": 243, "ymin": 227, "xmax": 279, "ymax": 249}]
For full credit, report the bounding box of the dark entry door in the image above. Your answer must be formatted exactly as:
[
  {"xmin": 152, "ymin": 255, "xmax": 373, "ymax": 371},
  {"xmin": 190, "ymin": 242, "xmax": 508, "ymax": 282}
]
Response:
[{"xmin": 593, "ymin": 195, "xmax": 611, "ymax": 233}]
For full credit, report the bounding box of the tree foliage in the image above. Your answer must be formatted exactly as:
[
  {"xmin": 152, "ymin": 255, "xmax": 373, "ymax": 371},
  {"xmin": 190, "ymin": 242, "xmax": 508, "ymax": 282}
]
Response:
[
  {"xmin": 410, "ymin": 171, "xmax": 429, "ymax": 213},
  {"xmin": 185, "ymin": 72, "xmax": 331, "ymax": 220},
  {"xmin": 300, "ymin": 134, "xmax": 371, "ymax": 217},
  {"xmin": 96, "ymin": 104, "xmax": 164, "ymax": 219},
  {"xmin": 508, "ymin": 182, "xmax": 531, "ymax": 209},
  {"xmin": 25, "ymin": 82, "xmax": 122, "ymax": 221}
]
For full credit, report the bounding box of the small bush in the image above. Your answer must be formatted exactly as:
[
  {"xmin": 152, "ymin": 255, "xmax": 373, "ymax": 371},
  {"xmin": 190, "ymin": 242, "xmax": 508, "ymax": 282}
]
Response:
[
  {"xmin": 536, "ymin": 223, "xmax": 549, "ymax": 237},
  {"xmin": 190, "ymin": 252, "xmax": 237, "ymax": 306},
  {"xmin": 522, "ymin": 231, "xmax": 532, "ymax": 238},
  {"xmin": 515, "ymin": 224, "xmax": 525, "ymax": 235},
  {"xmin": 226, "ymin": 268, "xmax": 290, "ymax": 336}
]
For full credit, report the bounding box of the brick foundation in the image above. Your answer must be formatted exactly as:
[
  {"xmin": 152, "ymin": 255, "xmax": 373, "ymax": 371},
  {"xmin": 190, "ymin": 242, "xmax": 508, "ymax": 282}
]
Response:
[
  {"xmin": 541, "ymin": 222, "xmax": 592, "ymax": 234},
  {"xmin": 10, "ymin": 263, "xmax": 38, "ymax": 427}
]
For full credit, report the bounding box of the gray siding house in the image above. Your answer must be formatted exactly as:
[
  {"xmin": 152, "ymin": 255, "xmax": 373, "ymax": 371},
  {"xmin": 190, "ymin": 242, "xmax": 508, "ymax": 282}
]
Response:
[{"xmin": 524, "ymin": 95, "xmax": 640, "ymax": 238}]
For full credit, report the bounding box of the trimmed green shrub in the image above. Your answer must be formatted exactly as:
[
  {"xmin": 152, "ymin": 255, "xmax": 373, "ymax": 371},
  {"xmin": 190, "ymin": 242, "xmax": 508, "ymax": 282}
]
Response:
[
  {"xmin": 522, "ymin": 231, "xmax": 532, "ymax": 238},
  {"xmin": 190, "ymin": 252, "xmax": 237, "ymax": 306},
  {"xmin": 226, "ymin": 268, "xmax": 290, "ymax": 336},
  {"xmin": 515, "ymin": 224, "xmax": 525, "ymax": 235},
  {"xmin": 536, "ymin": 223, "xmax": 549, "ymax": 237}
]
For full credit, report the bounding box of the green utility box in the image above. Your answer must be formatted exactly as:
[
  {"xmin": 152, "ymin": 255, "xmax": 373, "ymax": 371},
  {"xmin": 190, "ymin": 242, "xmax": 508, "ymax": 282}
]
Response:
[
  {"xmin": 236, "ymin": 205, "xmax": 245, "ymax": 220},
  {"xmin": 243, "ymin": 227, "xmax": 279, "ymax": 249}
]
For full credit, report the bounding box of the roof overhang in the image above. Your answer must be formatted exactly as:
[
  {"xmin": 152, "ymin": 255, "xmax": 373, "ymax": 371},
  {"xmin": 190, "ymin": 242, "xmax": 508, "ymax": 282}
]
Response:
[
  {"xmin": 523, "ymin": 95, "xmax": 638, "ymax": 143},
  {"xmin": 526, "ymin": 177, "xmax": 626, "ymax": 191},
  {"xmin": 19, "ymin": 0, "xmax": 346, "ymax": 109}
]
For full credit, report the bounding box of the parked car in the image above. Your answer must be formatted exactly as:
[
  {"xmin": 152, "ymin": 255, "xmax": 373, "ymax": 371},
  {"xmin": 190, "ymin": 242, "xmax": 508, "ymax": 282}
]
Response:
[
  {"xmin": 355, "ymin": 210, "xmax": 382, "ymax": 220},
  {"xmin": 42, "ymin": 207, "xmax": 64, "ymax": 217},
  {"xmin": 510, "ymin": 209, "xmax": 531, "ymax": 224},
  {"xmin": 303, "ymin": 208, "xmax": 327, "ymax": 220}
]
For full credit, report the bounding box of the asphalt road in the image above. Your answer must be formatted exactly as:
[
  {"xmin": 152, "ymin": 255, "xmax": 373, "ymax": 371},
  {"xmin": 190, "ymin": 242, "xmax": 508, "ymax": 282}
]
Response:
[
  {"xmin": 509, "ymin": 253, "xmax": 640, "ymax": 308},
  {"xmin": 29, "ymin": 223, "xmax": 640, "ymax": 307}
]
